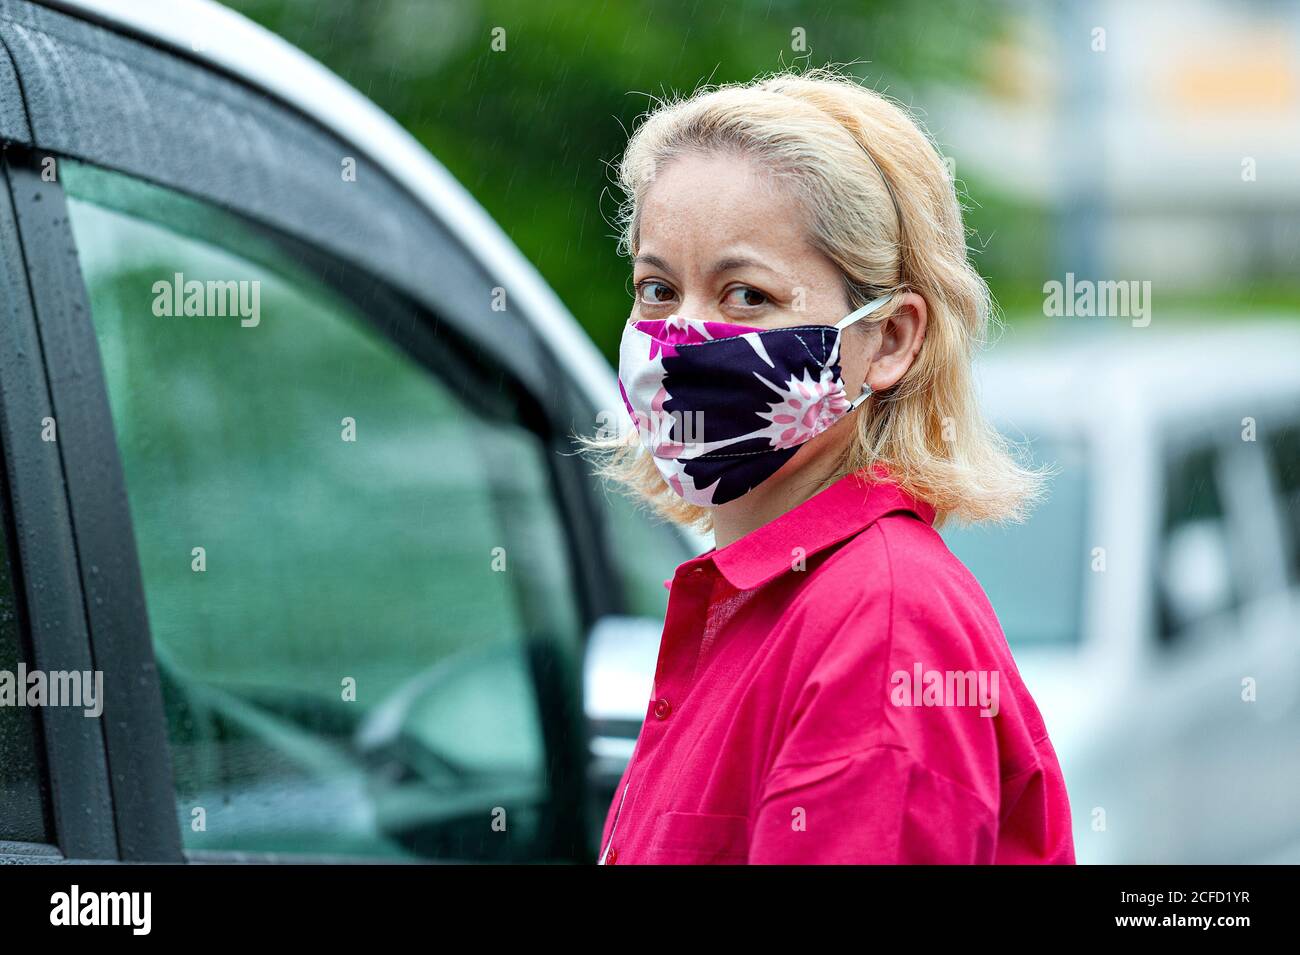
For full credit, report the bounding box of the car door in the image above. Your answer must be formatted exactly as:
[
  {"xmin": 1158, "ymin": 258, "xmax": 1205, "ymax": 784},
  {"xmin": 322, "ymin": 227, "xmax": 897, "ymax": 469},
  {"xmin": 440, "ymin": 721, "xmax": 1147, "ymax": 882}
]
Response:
[
  {"xmin": 580, "ymin": 482, "xmax": 695, "ymax": 825},
  {"xmin": 0, "ymin": 0, "xmax": 604, "ymax": 862},
  {"xmin": 1139, "ymin": 406, "xmax": 1300, "ymax": 863}
]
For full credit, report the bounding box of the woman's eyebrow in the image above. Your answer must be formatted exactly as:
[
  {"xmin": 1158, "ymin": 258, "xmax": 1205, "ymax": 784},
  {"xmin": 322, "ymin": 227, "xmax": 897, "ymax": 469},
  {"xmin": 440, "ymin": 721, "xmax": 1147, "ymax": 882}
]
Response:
[
  {"xmin": 632, "ymin": 253, "xmax": 676, "ymax": 276},
  {"xmin": 634, "ymin": 252, "xmax": 786, "ymax": 280},
  {"xmin": 709, "ymin": 256, "xmax": 782, "ymax": 278}
]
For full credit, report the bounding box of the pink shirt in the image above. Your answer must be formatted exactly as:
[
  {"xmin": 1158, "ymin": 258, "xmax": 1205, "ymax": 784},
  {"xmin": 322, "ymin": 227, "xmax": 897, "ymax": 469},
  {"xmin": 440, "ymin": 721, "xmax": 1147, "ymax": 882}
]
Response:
[{"xmin": 597, "ymin": 468, "xmax": 1076, "ymax": 864}]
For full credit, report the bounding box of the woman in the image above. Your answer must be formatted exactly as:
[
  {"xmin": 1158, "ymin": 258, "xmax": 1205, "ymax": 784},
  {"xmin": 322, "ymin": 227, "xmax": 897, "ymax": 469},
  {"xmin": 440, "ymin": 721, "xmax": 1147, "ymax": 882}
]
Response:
[{"xmin": 589, "ymin": 69, "xmax": 1075, "ymax": 864}]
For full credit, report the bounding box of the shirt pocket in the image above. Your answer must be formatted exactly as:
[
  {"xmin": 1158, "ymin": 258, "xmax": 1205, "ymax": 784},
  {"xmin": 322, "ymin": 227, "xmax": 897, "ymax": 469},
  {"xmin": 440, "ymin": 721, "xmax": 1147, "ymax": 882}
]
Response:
[{"xmin": 648, "ymin": 810, "xmax": 750, "ymax": 865}]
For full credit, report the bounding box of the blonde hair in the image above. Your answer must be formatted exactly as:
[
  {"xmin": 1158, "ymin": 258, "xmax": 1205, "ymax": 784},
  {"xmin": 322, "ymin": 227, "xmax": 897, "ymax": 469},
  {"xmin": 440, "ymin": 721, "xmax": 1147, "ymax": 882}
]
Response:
[{"xmin": 586, "ymin": 67, "xmax": 1043, "ymax": 532}]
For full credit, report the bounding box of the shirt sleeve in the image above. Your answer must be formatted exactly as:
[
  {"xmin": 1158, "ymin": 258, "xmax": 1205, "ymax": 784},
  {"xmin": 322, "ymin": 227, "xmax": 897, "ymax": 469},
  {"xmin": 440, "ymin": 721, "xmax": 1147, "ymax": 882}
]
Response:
[{"xmin": 747, "ymin": 745, "xmax": 998, "ymax": 864}]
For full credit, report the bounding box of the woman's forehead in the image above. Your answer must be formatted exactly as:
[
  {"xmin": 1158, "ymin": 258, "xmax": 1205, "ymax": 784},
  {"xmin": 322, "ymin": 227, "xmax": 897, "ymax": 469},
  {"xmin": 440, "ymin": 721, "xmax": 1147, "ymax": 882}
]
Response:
[{"xmin": 638, "ymin": 153, "xmax": 823, "ymax": 278}]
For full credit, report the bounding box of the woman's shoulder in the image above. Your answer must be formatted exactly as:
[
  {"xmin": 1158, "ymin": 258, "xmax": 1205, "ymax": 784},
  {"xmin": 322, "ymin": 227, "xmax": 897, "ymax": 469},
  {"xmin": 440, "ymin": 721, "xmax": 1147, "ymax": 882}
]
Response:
[
  {"xmin": 804, "ymin": 508, "xmax": 987, "ymax": 602},
  {"xmin": 795, "ymin": 510, "xmax": 1008, "ymax": 667},
  {"xmin": 770, "ymin": 512, "xmax": 1032, "ymax": 800}
]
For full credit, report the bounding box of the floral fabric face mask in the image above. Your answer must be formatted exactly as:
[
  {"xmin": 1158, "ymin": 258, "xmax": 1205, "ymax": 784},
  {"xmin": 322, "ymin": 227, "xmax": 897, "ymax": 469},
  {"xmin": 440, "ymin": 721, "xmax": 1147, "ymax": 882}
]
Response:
[{"xmin": 616, "ymin": 292, "xmax": 892, "ymax": 506}]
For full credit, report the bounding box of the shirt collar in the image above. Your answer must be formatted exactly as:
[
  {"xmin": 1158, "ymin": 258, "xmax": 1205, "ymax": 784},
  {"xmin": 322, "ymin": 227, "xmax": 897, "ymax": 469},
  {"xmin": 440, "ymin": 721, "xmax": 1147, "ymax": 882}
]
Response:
[{"xmin": 683, "ymin": 466, "xmax": 937, "ymax": 591}]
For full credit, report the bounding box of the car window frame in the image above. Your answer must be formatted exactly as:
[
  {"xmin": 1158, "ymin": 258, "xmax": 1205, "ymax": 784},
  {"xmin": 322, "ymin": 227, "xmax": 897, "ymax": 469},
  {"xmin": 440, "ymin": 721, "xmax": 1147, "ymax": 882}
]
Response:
[
  {"xmin": 36, "ymin": 152, "xmax": 605, "ymax": 864},
  {"xmin": 0, "ymin": 145, "xmax": 117, "ymax": 863}
]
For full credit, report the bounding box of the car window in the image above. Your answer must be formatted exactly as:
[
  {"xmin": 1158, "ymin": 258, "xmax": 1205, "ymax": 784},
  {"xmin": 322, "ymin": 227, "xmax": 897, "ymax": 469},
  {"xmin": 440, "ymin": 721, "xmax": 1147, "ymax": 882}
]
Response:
[
  {"xmin": 1158, "ymin": 442, "xmax": 1240, "ymax": 642},
  {"xmin": 1265, "ymin": 423, "xmax": 1300, "ymax": 584},
  {"xmin": 0, "ymin": 499, "xmax": 52, "ymax": 845},
  {"xmin": 62, "ymin": 160, "xmax": 581, "ymax": 861},
  {"xmin": 941, "ymin": 435, "xmax": 1089, "ymax": 647},
  {"xmin": 596, "ymin": 483, "xmax": 692, "ymax": 620}
]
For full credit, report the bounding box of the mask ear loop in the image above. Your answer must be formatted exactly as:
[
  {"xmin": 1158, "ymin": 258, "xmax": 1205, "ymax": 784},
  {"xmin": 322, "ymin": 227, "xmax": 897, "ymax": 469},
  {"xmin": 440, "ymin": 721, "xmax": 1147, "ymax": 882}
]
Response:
[
  {"xmin": 835, "ymin": 290, "xmax": 896, "ymax": 409},
  {"xmin": 833, "ymin": 290, "xmax": 895, "ymax": 330}
]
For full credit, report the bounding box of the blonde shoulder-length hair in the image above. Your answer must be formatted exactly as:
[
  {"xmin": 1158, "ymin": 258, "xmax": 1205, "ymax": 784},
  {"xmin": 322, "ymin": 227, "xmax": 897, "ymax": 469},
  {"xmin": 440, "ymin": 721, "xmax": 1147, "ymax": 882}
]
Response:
[{"xmin": 584, "ymin": 67, "xmax": 1044, "ymax": 533}]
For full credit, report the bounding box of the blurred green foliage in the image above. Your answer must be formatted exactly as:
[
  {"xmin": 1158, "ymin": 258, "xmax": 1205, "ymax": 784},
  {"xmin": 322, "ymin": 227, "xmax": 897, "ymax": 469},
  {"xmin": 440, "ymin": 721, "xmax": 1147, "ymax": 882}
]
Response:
[{"xmin": 223, "ymin": 0, "xmax": 1028, "ymax": 358}]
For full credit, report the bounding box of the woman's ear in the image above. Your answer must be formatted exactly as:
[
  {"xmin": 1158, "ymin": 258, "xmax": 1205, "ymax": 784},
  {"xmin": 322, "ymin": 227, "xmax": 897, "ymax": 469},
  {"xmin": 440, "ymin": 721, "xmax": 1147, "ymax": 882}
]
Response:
[{"xmin": 866, "ymin": 292, "xmax": 928, "ymax": 392}]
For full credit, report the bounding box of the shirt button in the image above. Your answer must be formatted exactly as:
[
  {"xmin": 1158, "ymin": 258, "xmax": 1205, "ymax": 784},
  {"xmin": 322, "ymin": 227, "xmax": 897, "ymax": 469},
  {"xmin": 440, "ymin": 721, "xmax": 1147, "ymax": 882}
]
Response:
[
  {"xmin": 607, "ymin": 849, "xmax": 618, "ymax": 865},
  {"xmin": 653, "ymin": 698, "xmax": 672, "ymax": 720}
]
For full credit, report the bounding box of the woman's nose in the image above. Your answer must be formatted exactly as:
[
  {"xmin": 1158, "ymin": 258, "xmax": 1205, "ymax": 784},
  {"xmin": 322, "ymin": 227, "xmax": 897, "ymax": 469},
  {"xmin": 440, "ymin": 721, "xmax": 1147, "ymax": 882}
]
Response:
[{"xmin": 667, "ymin": 295, "xmax": 717, "ymax": 325}]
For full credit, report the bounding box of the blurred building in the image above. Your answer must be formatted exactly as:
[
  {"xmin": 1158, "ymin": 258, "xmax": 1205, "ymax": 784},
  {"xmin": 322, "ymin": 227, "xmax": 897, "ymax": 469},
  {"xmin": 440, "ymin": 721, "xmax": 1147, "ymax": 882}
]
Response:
[{"xmin": 930, "ymin": 0, "xmax": 1300, "ymax": 292}]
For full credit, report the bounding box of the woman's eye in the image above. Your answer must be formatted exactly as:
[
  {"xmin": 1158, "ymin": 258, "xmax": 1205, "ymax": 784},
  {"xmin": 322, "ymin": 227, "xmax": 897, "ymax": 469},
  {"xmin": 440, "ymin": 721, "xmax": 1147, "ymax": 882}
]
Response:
[
  {"xmin": 725, "ymin": 286, "xmax": 769, "ymax": 308},
  {"xmin": 637, "ymin": 281, "xmax": 677, "ymax": 305}
]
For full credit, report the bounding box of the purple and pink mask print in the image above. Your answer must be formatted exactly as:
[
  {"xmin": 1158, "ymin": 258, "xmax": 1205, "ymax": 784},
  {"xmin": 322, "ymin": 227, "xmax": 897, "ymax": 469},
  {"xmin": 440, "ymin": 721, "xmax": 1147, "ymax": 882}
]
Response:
[{"xmin": 616, "ymin": 291, "xmax": 894, "ymax": 507}]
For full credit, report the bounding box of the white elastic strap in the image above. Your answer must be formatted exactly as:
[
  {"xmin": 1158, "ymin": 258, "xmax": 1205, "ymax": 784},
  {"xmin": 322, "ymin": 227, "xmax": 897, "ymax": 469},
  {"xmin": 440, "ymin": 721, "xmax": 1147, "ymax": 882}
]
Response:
[
  {"xmin": 849, "ymin": 386, "xmax": 873, "ymax": 410},
  {"xmin": 833, "ymin": 291, "xmax": 895, "ymax": 330}
]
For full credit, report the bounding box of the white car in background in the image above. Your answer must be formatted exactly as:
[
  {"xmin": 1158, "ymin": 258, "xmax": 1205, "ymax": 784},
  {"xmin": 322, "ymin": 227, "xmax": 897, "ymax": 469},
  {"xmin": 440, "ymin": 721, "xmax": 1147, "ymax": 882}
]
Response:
[{"xmin": 943, "ymin": 322, "xmax": 1300, "ymax": 864}]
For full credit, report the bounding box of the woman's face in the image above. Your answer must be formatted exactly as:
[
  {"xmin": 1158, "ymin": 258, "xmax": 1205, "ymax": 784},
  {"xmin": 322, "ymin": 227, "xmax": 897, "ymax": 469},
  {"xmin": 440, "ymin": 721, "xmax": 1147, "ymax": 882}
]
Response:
[
  {"xmin": 632, "ymin": 150, "xmax": 876, "ymax": 469},
  {"xmin": 631, "ymin": 150, "xmax": 928, "ymax": 527}
]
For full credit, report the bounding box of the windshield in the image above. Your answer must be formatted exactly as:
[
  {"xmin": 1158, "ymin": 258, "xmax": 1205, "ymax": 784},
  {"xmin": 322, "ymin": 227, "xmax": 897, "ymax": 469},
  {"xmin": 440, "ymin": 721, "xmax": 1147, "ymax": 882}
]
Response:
[{"xmin": 940, "ymin": 435, "xmax": 1089, "ymax": 647}]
